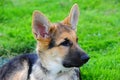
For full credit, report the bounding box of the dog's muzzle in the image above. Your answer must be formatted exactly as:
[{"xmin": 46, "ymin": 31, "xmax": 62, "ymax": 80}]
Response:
[{"xmin": 62, "ymin": 51, "xmax": 90, "ymax": 68}]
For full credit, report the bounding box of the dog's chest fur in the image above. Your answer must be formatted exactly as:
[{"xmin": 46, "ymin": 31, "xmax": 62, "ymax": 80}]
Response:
[{"xmin": 29, "ymin": 60, "xmax": 79, "ymax": 80}]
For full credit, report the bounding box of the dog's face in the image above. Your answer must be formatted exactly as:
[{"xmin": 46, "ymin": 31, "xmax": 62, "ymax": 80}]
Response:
[{"xmin": 32, "ymin": 4, "xmax": 89, "ymax": 70}]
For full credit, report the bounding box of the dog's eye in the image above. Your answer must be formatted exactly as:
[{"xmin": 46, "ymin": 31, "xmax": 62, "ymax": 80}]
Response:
[
  {"xmin": 60, "ymin": 40, "xmax": 70, "ymax": 46},
  {"xmin": 60, "ymin": 38, "xmax": 72, "ymax": 47}
]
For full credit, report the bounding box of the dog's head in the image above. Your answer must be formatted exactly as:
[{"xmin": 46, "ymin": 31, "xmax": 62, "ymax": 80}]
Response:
[{"xmin": 32, "ymin": 4, "xmax": 89, "ymax": 70}]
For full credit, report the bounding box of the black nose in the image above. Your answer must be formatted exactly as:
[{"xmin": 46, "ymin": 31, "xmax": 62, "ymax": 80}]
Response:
[{"xmin": 81, "ymin": 54, "xmax": 90, "ymax": 63}]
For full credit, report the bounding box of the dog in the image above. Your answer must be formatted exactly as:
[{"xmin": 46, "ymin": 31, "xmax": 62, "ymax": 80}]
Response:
[{"xmin": 0, "ymin": 4, "xmax": 89, "ymax": 80}]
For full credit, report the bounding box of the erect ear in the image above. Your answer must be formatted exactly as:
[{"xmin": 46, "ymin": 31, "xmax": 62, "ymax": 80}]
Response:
[
  {"xmin": 62, "ymin": 4, "xmax": 79, "ymax": 31},
  {"xmin": 32, "ymin": 10, "xmax": 51, "ymax": 39}
]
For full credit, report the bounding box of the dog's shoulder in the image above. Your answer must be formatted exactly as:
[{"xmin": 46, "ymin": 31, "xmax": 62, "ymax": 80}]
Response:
[{"xmin": 0, "ymin": 53, "xmax": 38, "ymax": 80}]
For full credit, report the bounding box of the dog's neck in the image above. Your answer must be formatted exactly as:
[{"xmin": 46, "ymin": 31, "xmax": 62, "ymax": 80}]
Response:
[
  {"xmin": 30, "ymin": 55, "xmax": 78, "ymax": 80},
  {"xmin": 35, "ymin": 50, "xmax": 72, "ymax": 74},
  {"xmin": 38, "ymin": 56, "xmax": 73, "ymax": 75}
]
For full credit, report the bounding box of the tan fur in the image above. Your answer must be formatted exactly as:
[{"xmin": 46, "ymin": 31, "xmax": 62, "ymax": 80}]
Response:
[
  {"xmin": 7, "ymin": 60, "xmax": 29, "ymax": 80},
  {"xmin": 63, "ymin": 16, "xmax": 71, "ymax": 26},
  {"xmin": 14, "ymin": 61, "xmax": 28, "ymax": 80},
  {"xmin": 56, "ymin": 31, "xmax": 77, "ymax": 45},
  {"xmin": 37, "ymin": 37, "xmax": 51, "ymax": 52},
  {"xmin": 36, "ymin": 24, "xmax": 57, "ymax": 52}
]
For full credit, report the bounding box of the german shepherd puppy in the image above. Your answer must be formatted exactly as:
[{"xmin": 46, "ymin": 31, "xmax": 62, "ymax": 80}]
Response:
[{"xmin": 0, "ymin": 4, "xmax": 89, "ymax": 80}]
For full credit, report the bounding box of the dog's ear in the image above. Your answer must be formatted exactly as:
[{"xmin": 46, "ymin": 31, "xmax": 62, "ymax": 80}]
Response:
[
  {"xmin": 32, "ymin": 11, "xmax": 51, "ymax": 39},
  {"xmin": 62, "ymin": 4, "xmax": 79, "ymax": 31}
]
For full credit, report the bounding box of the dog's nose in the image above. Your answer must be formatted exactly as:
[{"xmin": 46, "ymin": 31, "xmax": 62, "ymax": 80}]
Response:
[{"xmin": 81, "ymin": 54, "xmax": 90, "ymax": 63}]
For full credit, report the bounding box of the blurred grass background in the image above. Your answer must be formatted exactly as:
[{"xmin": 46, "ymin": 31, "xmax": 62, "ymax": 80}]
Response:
[{"xmin": 0, "ymin": 0, "xmax": 120, "ymax": 80}]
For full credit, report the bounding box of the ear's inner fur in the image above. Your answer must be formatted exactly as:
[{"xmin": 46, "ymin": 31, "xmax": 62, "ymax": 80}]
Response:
[
  {"xmin": 32, "ymin": 11, "xmax": 51, "ymax": 39},
  {"xmin": 36, "ymin": 22, "xmax": 49, "ymax": 38}
]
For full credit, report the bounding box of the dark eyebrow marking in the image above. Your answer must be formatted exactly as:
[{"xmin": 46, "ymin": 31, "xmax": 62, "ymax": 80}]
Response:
[
  {"xmin": 48, "ymin": 39, "xmax": 55, "ymax": 49},
  {"xmin": 59, "ymin": 38, "xmax": 73, "ymax": 47}
]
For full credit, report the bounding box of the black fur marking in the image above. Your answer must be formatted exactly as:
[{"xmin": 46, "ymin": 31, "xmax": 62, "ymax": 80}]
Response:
[
  {"xmin": 63, "ymin": 50, "xmax": 82, "ymax": 68},
  {"xmin": 59, "ymin": 38, "xmax": 73, "ymax": 47},
  {"xmin": 63, "ymin": 46, "xmax": 89, "ymax": 68},
  {"xmin": 0, "ymin": 54, "xmax": 28, "ymax": 79},
  {"xmin": 0, "ymin": 53, "xmax": 38, "ymax": 80},
  {"xmin": 48, "ymin": 39, "xmax": 55, "ymax": 49},
  {"xmin": 74, "ymin": 68, "xmax": 82, "ymax": 80},
  {"xmin": 26, "ymin": 54, "xmax": 38, "ymax": 79},
  {"xmin": 39, "ymin": 62, "xmax": 49, "ymax": 74}
]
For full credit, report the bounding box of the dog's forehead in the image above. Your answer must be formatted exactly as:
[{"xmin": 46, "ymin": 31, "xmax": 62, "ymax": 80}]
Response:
[
  {"xmin": 60, "ymin": 31, "xmax": 76, "ymax": 40},
  {"xmin": 54, "ymin": 23, "xmax": 77, "ymax": 43}
]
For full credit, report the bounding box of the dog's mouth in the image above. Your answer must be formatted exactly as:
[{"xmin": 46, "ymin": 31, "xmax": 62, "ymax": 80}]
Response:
[
  {"xmin": 63, "ymin": 61, "xmax": 88, "ymax": 68},
  {"xmin": 63, "ymin": 56, "xmax": 90, "ymax": 68}
]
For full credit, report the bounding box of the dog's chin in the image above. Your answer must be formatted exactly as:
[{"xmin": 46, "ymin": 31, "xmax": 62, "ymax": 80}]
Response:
[{"xmin": 59, "ymin": 67, "xmax": 73, "ymax": 73}]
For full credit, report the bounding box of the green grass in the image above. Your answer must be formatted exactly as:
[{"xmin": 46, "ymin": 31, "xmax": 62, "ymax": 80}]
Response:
[{"xmin": 0, "ymin": 0, "xmax": 120, "ymax": 80}]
